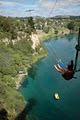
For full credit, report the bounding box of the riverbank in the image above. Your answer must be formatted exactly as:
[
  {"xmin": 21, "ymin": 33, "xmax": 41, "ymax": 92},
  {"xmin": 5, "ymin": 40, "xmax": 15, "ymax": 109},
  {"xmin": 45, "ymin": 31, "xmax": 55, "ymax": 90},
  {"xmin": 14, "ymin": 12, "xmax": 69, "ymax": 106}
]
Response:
[
  {"xmin": 37, "ymin": 27, "xmax": 70, "ymax": 41},
  {"xmin": 15, "ymin": 73, "xmax": 28, "ymax": 90},
  {"xmin": 15, "ymin": 52, "xmax": 47, "ymax": 90}
]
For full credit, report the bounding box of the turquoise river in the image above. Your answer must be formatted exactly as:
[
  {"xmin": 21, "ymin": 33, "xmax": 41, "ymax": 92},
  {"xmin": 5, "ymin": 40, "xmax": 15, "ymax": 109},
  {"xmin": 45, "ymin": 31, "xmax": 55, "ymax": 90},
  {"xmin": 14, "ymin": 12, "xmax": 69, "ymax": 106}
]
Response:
[{"xmin": 19, "ymin": 33, "xmax": 80, "ymax": 120}]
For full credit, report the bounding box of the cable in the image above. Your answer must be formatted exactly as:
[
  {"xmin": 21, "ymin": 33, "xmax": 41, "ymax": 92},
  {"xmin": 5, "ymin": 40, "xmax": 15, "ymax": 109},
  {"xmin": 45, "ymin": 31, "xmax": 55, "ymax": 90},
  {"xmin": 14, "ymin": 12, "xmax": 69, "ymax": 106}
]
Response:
[
  {"xmin": 41, "ymin": 0, "xmax": 62, "ymax": 62},
  {"xmin": 43, "ymin": 40, "xmax": 66, "ymax": 67},
  {"xmin": 37, "ymin": 0, "xmax": 66, "ymax": 68},
  {"xmin": 49, "ymin": 0, "xmax": 58, "ymax": 17},
  {"xmin": 47, "ymin": 41, "xmax": 60, "ymax": 60},
  {"xmin": 44, "ymin": 42, "xmax": 59, "ymax": 61}
]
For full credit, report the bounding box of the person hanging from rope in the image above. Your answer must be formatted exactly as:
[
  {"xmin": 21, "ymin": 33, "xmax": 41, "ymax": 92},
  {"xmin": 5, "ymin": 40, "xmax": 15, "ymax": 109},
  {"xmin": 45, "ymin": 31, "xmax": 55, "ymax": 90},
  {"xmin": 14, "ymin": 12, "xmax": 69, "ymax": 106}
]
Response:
[{"xmin": 54, "ymin": 60, "xmax": 75, "ymax": 80}]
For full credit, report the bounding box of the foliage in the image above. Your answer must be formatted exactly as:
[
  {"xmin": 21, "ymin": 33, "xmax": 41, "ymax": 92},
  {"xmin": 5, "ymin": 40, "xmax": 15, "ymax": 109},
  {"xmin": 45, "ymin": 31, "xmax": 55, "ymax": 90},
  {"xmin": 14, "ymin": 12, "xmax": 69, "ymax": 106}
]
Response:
[
  {"xmin": 67, "ymin": 22, "xmax": 75, "ymax": 30},
  {"xmin": 27, "ymin": 17, "xmax": 35, "ymax": 30},
  {"xmin": 0, "ymin": 18, "xmax": 11, "ymax": 32},
  {"xmin": 55, "ymin": 29, "xmax": 58, "ymax": 34},
  {"xmin": 43, "ymin": 27, "xmax": 49, "ymax": 33},
  {"xmin": 0, "ymin": 82, "xmax": 26, "ymax": 120},
  {"xmin": 14, "ymin": 38, "xmax": 33, "ymax": 55}
]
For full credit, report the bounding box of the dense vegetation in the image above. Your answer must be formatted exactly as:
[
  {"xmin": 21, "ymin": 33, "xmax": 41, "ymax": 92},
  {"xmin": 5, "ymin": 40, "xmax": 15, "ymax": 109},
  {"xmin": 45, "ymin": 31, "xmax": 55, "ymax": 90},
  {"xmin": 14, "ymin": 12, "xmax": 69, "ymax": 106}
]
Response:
[
  {"xmin": 0, "ymin": 16, "xmax": 46, "ymax": 120},
  {"xmin": 0, "ymin": 15, "xmax": 80, "ymax": 120}
]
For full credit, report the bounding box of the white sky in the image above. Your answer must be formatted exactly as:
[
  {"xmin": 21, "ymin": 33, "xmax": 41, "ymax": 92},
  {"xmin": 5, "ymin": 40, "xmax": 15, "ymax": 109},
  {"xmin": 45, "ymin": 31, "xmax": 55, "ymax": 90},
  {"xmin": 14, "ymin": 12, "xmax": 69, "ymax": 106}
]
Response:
[{"xmin": 0, "ymin": 0, "xmax": 80, "ymax": 17}]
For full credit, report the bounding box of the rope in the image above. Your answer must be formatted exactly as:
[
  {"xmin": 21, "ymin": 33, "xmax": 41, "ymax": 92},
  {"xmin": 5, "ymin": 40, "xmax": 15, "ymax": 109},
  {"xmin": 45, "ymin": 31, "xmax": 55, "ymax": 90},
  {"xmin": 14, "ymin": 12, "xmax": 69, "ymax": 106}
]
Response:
[
  {"xmin": 44, "ymin": 43, "xmax": 59, "ymax": 61},
  {"xmin": 49, "ymin": 0, "xmax": 58, "ymax": 17},
  {"xmin": 43, "ymin": 40, "xmax": 66, "ymax": 68},
  {"xmin": 44, "ymin": 0, "xmax": 64, "ymax": 64},
  {"xmin": 47, "ymin": 41, "xmax": 60, "ymax": 60}
]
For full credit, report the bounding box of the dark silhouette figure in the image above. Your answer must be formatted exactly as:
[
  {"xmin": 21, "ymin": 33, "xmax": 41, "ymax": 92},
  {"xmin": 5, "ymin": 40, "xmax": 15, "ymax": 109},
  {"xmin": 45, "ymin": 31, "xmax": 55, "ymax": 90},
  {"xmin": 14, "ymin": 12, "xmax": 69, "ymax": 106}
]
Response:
[{"xmin": 54, "ymin": 60, "xmax": 75, "ymax": 80}]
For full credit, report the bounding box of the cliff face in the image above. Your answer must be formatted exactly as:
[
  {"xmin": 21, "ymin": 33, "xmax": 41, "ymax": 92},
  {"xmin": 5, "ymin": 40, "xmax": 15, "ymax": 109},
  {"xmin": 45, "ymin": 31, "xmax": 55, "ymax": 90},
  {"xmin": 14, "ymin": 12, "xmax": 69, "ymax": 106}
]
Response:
[
  {"xmin": 30, "ymin": 32, "xmax": 40, "ymax": 49},
  {"xmin": 1, "ymin": 32, "xmax": 40, "ymax": 50}
]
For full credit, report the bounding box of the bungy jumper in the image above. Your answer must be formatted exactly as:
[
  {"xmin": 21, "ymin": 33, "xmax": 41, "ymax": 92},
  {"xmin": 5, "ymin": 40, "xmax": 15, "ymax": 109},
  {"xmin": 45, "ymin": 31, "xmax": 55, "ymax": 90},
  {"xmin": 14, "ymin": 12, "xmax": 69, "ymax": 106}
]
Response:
[{"xmin": 54, "ymin": 26, "xmax": 80, "ymax": 80}]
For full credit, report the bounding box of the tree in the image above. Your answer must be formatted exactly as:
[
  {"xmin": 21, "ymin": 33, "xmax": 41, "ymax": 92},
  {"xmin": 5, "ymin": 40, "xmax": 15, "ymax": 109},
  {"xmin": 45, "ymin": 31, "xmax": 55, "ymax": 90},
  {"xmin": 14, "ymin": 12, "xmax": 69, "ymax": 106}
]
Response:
[
  {"xmin": 1, "ymin": 18, "xmax": 11, "ymax": 32},
  {"xmin": 10, "ymin": 27, "xmax": 17, "ymax": 39},
  {"xmin": 43, "ymin": 27, "xmax": 49, "ymax": 33},
  {"xmin": 67, "ymin": 22, "xmax": 74, "ymax": 30},
  {"xmin": 55, "ymin": 29, "xmax": 58, "ymax": 34},
  {"xmin": 1, "ymin": 66, "xmax": 17, "ymax": 77},
  {"xmin": 27, "ymin": 17, "xmax": 35, "ymax": 32},
  {"xmin": 2, "ymin": 75, "xmax": 15, "ymax": 87}
]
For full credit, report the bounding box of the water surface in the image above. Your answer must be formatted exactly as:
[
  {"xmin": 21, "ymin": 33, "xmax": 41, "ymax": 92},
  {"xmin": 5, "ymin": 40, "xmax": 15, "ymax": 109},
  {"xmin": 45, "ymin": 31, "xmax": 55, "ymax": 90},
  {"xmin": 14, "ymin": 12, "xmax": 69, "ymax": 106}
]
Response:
[{"xmin": 19, "ymin": 34, "xmax": 80, "ymax": 120}]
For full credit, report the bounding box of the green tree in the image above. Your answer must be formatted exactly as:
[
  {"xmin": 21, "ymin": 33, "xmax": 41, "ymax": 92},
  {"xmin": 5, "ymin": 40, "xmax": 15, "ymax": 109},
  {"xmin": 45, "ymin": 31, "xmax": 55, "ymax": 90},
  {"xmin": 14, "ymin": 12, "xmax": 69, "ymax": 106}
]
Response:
[
  {"xmin": 10, "ymin": 27, "xmax": 17, "ymax": 39},
  {"xmin": 55, "ymin": 29, "xmax": 58, "ymax": 34},
  {"xmin": 43, "ymin": 27, "xmax": 49, "ymax": 33},
  {"xmin": 2, "ymin": 75, "xmax": 15, "ymax": 87},
  {"xmin": 1, "ymin": 66, "xmax": 17, "ymax": 77},
  {"xmin": 67, "ymin": 22, "xmax": 74, "ymax": 30},
  {"xmin": 28, "ymin": 17, "xmax": 35, "ymax": 32},
  {"xmin": 1, "ymin": 18, "xmax": 11, "ymax": 32}
]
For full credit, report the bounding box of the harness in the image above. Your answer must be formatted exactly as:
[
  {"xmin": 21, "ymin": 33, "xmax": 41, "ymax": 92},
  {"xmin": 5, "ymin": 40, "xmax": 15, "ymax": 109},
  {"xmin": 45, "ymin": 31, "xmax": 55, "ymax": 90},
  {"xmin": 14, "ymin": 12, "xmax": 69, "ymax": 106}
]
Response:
[{"xmin": 62, "ymin": 70, "xmax": 74, "ymax": 80}]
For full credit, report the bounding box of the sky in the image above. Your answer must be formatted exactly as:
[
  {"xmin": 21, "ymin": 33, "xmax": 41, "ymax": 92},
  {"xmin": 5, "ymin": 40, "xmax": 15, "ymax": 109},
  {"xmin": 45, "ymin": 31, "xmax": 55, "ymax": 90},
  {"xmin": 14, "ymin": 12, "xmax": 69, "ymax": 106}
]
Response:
[{"xmin": 0, "ymin": 0, "xmax": 80, "ymax": 17}]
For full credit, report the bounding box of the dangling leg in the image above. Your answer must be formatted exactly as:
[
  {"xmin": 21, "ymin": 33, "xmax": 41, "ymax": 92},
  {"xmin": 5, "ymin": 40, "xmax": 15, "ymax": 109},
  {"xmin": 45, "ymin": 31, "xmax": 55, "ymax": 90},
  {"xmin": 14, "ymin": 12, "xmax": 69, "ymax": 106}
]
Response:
[
  {"xmin": 58, "ymin": 64, "xmax": 63, "ymax": 69},
  {"xmin": 58, "ymin": 59, "xmax": 66, "ymax": 69},
  {"xmin": 57, "ymin": 64, "xmax": 65, "ymax": 72},
  {"xmin": 54, "ymin": 65, "xmax": 60, "ymax": 71},
  {"xmin": 54, "ymin": 65, "xmax": 64, "ymax": 74}
]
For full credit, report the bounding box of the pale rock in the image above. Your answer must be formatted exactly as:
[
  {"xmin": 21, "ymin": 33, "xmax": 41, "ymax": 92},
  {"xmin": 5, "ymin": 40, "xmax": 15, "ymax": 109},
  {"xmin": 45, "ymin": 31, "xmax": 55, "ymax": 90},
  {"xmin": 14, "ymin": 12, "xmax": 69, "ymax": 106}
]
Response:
[{"xmin": 31, "ymin": 32, "xmax": 40, "ymax": 49}]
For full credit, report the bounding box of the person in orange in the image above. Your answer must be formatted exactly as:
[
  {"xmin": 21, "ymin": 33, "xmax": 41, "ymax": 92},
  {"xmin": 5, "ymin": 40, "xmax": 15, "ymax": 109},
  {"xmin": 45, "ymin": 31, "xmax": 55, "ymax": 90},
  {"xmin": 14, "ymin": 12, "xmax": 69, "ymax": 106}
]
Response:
[{"xmin": 54, "ymin": 60, "xmax": 75, "ymax": 80}]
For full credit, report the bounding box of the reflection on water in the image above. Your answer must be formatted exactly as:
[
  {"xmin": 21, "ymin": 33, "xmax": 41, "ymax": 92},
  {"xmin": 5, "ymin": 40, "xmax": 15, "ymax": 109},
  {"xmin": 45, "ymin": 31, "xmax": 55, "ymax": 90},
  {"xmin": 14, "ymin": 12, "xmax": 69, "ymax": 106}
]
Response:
[
  {"xmin": 28, "ymin": 65, "xmax": 38, "ymax": 80},
  {"xmin": 21, "ymin": 78, "xmax": 29, "ymax": 88},
  {"xmin": 15, "ymin": 98, "xmax": 37, "ymax": 120},
  {"xmin": 28, "ymin": 115, "xmax": 39, "ymax": 120},
  {"xmin": 66, "ymin": 33, "xmax": 77, "ymax": 42}
]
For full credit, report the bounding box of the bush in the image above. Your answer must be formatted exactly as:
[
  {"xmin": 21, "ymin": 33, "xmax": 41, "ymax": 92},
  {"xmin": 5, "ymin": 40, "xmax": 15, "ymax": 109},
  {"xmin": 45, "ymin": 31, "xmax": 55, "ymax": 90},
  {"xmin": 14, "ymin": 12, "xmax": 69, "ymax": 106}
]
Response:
[{"xmin": 67, "ymin": 22, "xmax": 74, "ymax": 30}]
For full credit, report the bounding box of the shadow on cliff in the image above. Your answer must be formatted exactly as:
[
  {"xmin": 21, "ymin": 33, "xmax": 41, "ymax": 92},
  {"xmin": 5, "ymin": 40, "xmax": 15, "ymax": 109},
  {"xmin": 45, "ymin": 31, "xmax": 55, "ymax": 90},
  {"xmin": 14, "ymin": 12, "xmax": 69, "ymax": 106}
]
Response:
[
  {"xmin": 15, "ymin": 98, "xmax": 37, "ymax": 120},
  {"xmin": 0, "ymin": 109, "xmax": 8, "ymax": 120}
]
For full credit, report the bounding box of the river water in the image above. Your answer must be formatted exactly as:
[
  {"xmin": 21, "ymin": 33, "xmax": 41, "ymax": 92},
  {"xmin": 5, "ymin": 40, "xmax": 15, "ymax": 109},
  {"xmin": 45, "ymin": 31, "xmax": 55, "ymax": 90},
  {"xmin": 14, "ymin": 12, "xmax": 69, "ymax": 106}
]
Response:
[{"xmin": 19, "ymin": 33, "xmax": 80, "ymax": 120}]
